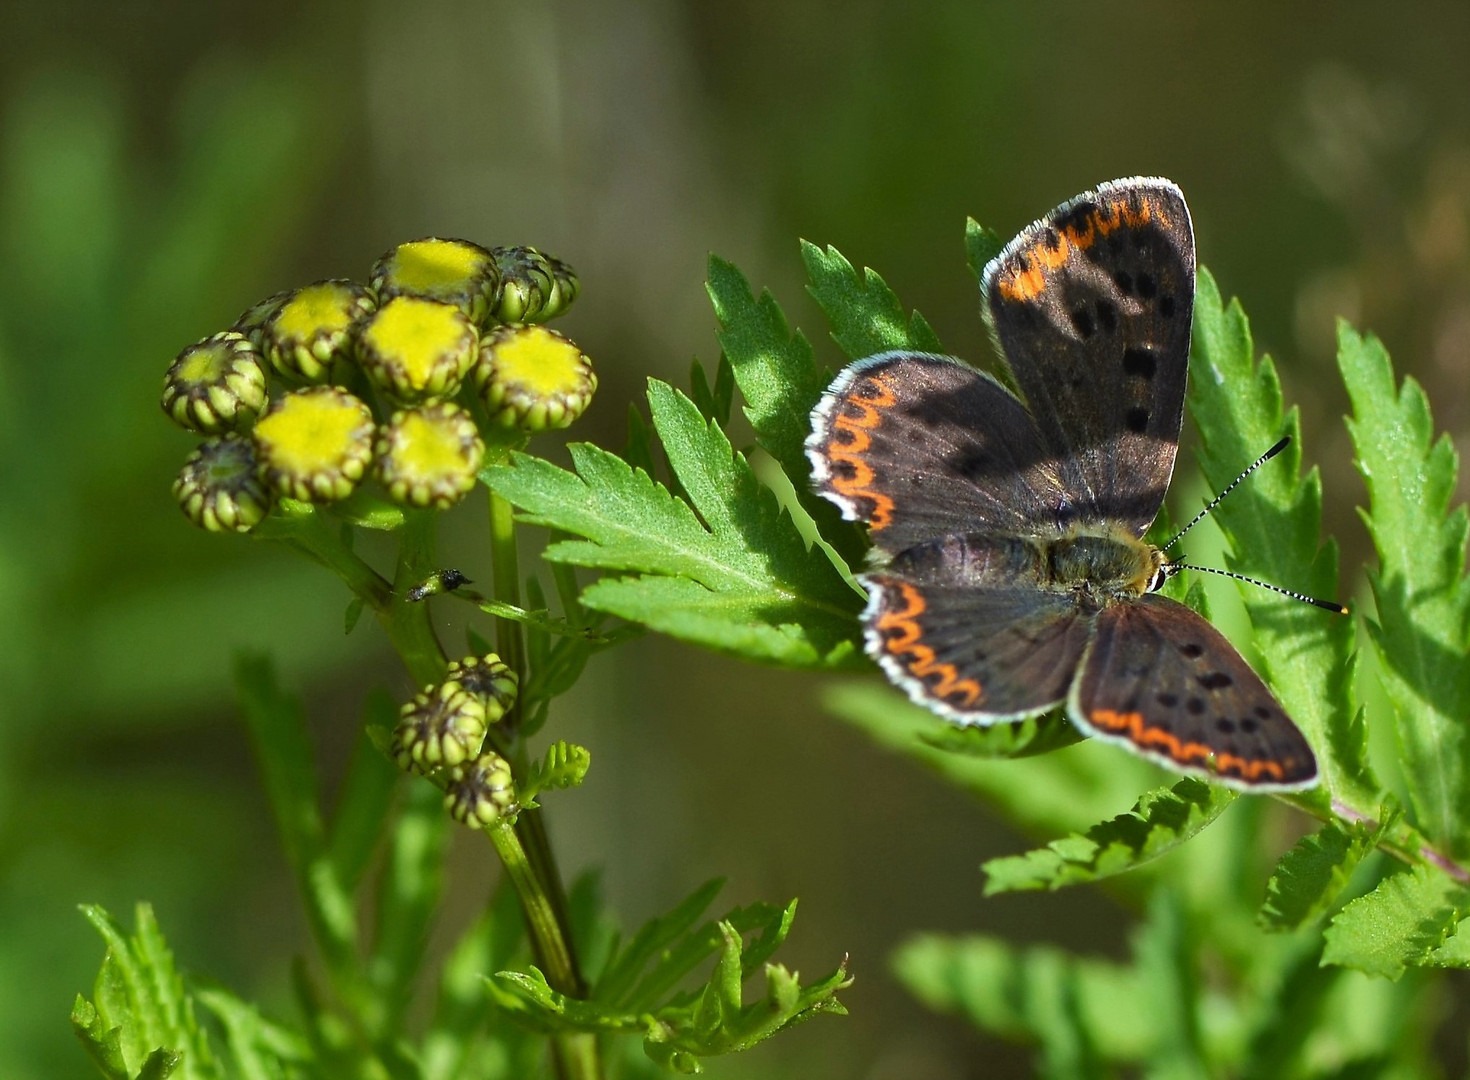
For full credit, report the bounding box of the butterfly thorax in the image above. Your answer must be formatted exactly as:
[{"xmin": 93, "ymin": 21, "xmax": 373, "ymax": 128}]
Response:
[{"xmin": 886, "ymin": 528, "xmax": 1165, "ymax": 612}]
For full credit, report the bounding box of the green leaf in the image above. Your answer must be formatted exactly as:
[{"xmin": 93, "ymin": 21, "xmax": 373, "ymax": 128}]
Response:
[
  {"xmin": 521, "ymin": 740, "xmax": 591, "ymax": 803},
  {"xmin": 893, "ymin": 935, "xmax": 1122, "ymax": 1077},
  {"xmin": 370, "ymin": 779, "xmax": 450, "ymax": 1021},
  {"xmin": 622, "ymin": 401, "xmax": 657, "ymax": 477},
  {"xmin": 596, "ymin": 879, "xmax": 725, "ymax": 1007},
  {"xmin": 982, "ymin": 778, "xmax": 1236, "ymax": 895},
  {"xmin": 825, "ymin": 679, "xmax": 1086, "ymax": 759},
  {"xmin": 964, "ymin": 217, "xmax": 1004, "ymax": 281},
  {"xmin": 325, "ymin": 690, "xmax": 400, "ymax": 892},
  {"xmin": 343, "ymin": 595, "xmax": 365, "ymax": 634},
  {"xmin": 1338, "ymin": 321, "xmax": 1470, "ymax": 857},
  {"xmin": 1259, "ymin": 817, "xmax": 1384, "ymax": 932},
  {"xmin": 689, "ymin": 355, "xmax": 734, "ymax": 428},
  {"xmin": 194, "ymin": 987, "xmax": 312, "ymax": 1080},
  {"xmin": 1132, "ymin": 891, "xmax": 1209, "ymax": 1080},
  {"xmin": 1188, "ymin": 268, "xmax": 1372, "ymax": 812},
  {"xmin": 800, "ymin": 240, "xmax": 943, "ymax": 358},
  {"xmin": 1321, "ymin": 864, "xmax": 1468, "ymax": 979},
  {"xmin": 74, "ymin": 904, "xmax": 222, "ymax": 1080},
  {"xmin": 706, "ymin": 254, "xmax": 865, "ymax": 567},
  {"xmin": 486, "ymin": 381, "xmax": 863, "ymax": 669}
]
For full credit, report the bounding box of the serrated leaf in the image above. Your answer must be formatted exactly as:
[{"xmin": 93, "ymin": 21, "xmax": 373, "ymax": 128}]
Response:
[
  {"xmin": 1321, "ymin": 864, "xmax": 1468, "ymax": 979},
  {"xmin": 596, "ymin": 879, "xmax": 725, "ymax": 1007},
  {"xmin": 194, "ymin": 987, "xmax": 312, "ymax": 1080},
  {"xmin": 76, "ymin": 904, "xmax": 222, "ymax": 1080},
  {"xmin": 325, "ymin": 691, "xmax": 400, "ymax": 891},
  {"xmin": 982, "ymin": 778, "xmax": 1236, "ymax": 895},
  {"xmin": 1338, "ymin": 321, "xmax": 1470, "ymax": 857},
  {"xmin": 522, "ymin": 740, "xmax": 591, "ymax": 802},
  {"xmin": 800, "ymin": 240, "xmax": 943, "ymax": 358},
  {"xmin": 371, "ymin": 779, "xmax": 450, "ymax": 1021},
  {"xmin": 964, "ymin": 217, "xmax": 1004, "ymax": 280},
  {"xmin": 1188, "ymin": 268, "xmax": 1371, "ymax": 811},
  {"xmin": 622, "ymin": 401, "xmax": 657, "ymax": 477},
  {"xmin": 824, "ymin": 679, "xmax": 1085, "ymax": 758},
  {"xmin": 688, "ymin": 355, "xmax": 734, "ymax": 428},
  {"xmin": 706, "ymin": 254, "xmax": 866, "ymax": 567},
  {"xmin": 1259, "ymin": 818, "xmax": 1382, "ymax": 932},
  {"xmin": 486, "ymin": 381, "xmax": 863, "ymax": 669}
]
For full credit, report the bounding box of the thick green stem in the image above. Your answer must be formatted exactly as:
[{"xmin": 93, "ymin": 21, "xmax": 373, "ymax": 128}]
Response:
[{"xmin": 488, "ymin": 488, "xmax": 526, "ymax": 690}]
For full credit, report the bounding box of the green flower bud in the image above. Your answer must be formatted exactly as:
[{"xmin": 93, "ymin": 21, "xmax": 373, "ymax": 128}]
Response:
[
  {"xmin": 355, "ymin": 296, "xmax": 478, "ymax": 403},
  {"xmin": 490, "ymin": 246, "xmax": 561, "ymax": 324},
  {"xmin": 232, "ymin": 290, "xmax": 292, "ymax": 350},
  {"xmin": 263, "ymin": 280, "xmax": 374, "ymax": 383},
  {"xmin": 542, "ymin": 253, "xmax": 579, "ymax": 321},
  {"xmin": 374, "ymin": 402, "xmax": 485, "ymax": 509},
  {"xmin": 370, "ymin": 237, "xmax": 500, "ymax": 324},
  {"xmin": 253, "ymin": 386, "xmax": 375, "ymax": 502},
  {"xmin": 161, "ymin": 331, "xmax": 268, "ymax": 433},
  {"xmin": 443, "ymin": 751, "xmax": 516, "ymax": 827},
  {"xmin": 173, "ymin": 434, "xmax": 273, "ymax": 533},
  {"xmin": 444, "ymin": 654, "xmax": 518, "ymax": 722},
  {"xmin": 474, "ymin": 325, "xmax": 597, "ymax": 431},
  {"xmin": 391, "ymin": 683, "xmax": 487, "ymax": 774}
]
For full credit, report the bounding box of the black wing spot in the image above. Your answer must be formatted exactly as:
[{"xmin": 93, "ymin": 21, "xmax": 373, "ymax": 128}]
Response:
[
  {"xmin": 949, "ymin": 447, "xmax": 991, "ymax": 481},
  {"xmin": 1156, "ymin": 692, "xmax": 1179, "ymax": 708},
  {"xmin": 1135, "ymin": 271, "xmax": 1158, "ymax": 299},
  {"xmin": 1216, "ymin": 717, "xmax": 1237, "ymax": 733},
  {"xmin": 1122, "ymin": 347, "xmax": 1156, "ymax": 379},
  {"xmin": 1095, "ymin": 299, "xmax": 1119, "ymax": 334},
  {"xmin": 902, "ymin": 400, "xmax": 946, "ymax": 427},
  {"xmin": 1240, "ymin": 716, "xmax": 1260, "ymax": 734},
  {"xmin": 1198, "ymin": 671, "xmax": 1233, "ymax": 690},
  {"xmin": 1043, "ymin": 229, "xmax": 1063, "ymax": 252},
  {"xmin": 1070, "ymin": 304, "xmax": 1096, "ymax": 338},
  {"xmin": 1158, "ymin": 294, "xmax": 1176, "ymax": 318},
  {"xmin": 830, "ymin": 458, "xmax": 857, "ymax": 481},
  {"xmin": 1253, "ymin": 705, "xmax": 1271, "ymax": 719},
  {"xmin": 1186, "ymin": 697, "xmax": 1206, "ymax": 715},
  {"xmin": 1113, "ymin": 270, "xmax": 1135, "ymax": 295},
  {"xmin": 1125, "ymin": 407, "xmax": 1150, "ymax": 434},
  {"xmin": 1180, "ymin": 642, "xmax": 1204, "ymax": 659}
]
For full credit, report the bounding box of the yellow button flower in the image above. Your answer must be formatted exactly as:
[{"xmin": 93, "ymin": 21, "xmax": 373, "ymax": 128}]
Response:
[
  {"xmin": 370, "ymin": 237, "xmax": 500, "ymax": 325},
  {"xmin": 263, "ymin": 279, "xmax": 374, "ymax": 383},
  {"xmin": 161, "ymin": 331, "xmax": 267, "ymax": 434},
  {"xmin": 474, "ymin": 325, "xmax": 597, "ymax": 431},
  {"xmin": 252, "ymin": 386, "xmax": 376, "ymax": 502},
  {"xmin": 374, "ymin": 402, "xmax": 485, "ymax": 509},
  {"xmin": 356, "ymin": 296, "xmax": 478, "ymax": 403}
]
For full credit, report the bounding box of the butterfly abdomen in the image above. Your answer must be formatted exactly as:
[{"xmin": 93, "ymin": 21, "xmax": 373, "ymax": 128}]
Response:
[{"xmin": 1043, "ymin": 531, "xmax": 1157, "ymax": 601}]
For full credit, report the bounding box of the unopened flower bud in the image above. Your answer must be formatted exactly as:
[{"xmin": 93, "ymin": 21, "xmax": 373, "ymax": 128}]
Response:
[
  {"xmin": 443, "ymin": 751, "xmax": 516, "ymax": 827},
  {"xmin": 173, "ymin": 434, "xmax": 273, "ymax": 533},
  {"xmin": 474, "ymin": 325, "xmax": 596, "ymax": 431},
  {"xmin": 161, "ymin": 331, "xmax": 267, "ymax": 433},
  {"xmin": 444, "ymin": 654, "xmax": 518, "ymax": 722},
  {"xmin": 355, "ymin": 296, "xmax": 477, "ymax": 403},
  {"xmin": 391, "ymin": 683, "xmax": 487, "ymax": 774},
  {"xmin": 370, "ymin": 237, "xmax": 500, "ymax": 325},
  {"xmin": 263, "ymin": 280, "xmax": 374, "ymax": 383},
  {"xmin": 374, "ymin": 402, "xmax": 484, "ymax": 509},
  {"xmin": 232, "ymin": 291, "xmax": 292, "ymax": 351},
  {"xmin": 252, "ymin": 386, "xmax": 375, "ymax": 502}
]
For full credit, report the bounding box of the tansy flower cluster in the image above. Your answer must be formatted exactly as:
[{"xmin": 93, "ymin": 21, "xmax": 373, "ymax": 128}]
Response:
[{"xmin": 162, "ymin": 239, "xmax": 595, "ymax": 532}]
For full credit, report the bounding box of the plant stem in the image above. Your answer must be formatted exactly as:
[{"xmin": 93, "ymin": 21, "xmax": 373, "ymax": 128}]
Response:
[{"xmin": 488, "ymin": 488, "xmax": 526, "ymax": 691}]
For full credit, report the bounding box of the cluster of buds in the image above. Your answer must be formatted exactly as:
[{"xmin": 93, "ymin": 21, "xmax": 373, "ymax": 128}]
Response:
[
  {"xmin": 390, "ymin": 653, "xmax": 522, "ymax": 827},
  {"xmin": 161, "ymin": 238, "xmax": 595, "ymax": 533}
]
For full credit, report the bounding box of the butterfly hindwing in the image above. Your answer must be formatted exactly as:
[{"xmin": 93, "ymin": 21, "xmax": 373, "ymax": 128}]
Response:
[
  {"xmin": 983, "ymin": 178, "xmax": 1195, "ymax": 536},
  {"xmin": 806, "ymin": 352, "xmax": 1070, "ymax": 554},
  {"xmin": 861, "ymin": 533, "xmax": 1094, "ymax": 722},
  {"xmin": 1070, "ymin": 594, "xmax": 1317, "ymax": 790}
]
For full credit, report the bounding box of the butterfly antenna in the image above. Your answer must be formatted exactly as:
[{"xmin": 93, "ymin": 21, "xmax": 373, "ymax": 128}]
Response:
[
  {"xmin": 1165, "ymin": 562, "xmax": 1348, "ymax": 614},
  {"xmin": 1160, "ymin": 436, "xmax": 1291, "ymax": 552}
]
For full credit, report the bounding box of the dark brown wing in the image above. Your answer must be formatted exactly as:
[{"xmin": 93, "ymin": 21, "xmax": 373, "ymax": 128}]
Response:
[
  {"xmin": 1069, "ymin": 594, "xmax": 1317, "ymax": 790},
  {"xmin": 983, "ymin": 177, "xmax": 1194, "ymax": 537}
]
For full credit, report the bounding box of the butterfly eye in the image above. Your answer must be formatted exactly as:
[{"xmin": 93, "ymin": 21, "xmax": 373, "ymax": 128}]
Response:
[{"xmin": 1148, "ymin": 567, "xmax": 1169, "ymax": 593}]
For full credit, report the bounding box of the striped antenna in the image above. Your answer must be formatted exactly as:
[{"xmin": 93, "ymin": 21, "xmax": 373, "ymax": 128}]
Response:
[
  {"xmin": 1161, "ymin": 435, "xmax": 1290, "ymax": 552},
  {"xmin": 1166, "ymin": 562, "xmax": 1348, "ymax": 615}
]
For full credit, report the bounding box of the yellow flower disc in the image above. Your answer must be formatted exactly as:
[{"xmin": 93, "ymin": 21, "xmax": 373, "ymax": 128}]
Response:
[
  {"xmin": 473, "ymin": 325, "xmax": 597, "ymax": 431},
  {"xmin": 375, "ymin": 402, "xmax": 485, "ymax": 509},
  {"xmin": 370, "ymin": 237, "xmax": 500, "ymax": 324},
  {"xmin": 356, "ymin": 297, "xmax": 477, "ymax": 403},
  {"xmin": 264, "ymin": 279, "xmax": 374, "ymax": 383},
  {"xmin": 253, "ymin": 387, "xmax": 375, "ymax": 502},
  {"xmin": 161, "ymin": 331, "xmax": 267, "ymax": 433}
]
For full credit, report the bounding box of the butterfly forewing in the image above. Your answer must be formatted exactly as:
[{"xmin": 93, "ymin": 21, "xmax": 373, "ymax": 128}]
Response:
[
  {"xmin": 1071, "ymin": 595, "xmax": 1317, "ymax": 790},
  {"xmin": 806, "ymin": 352, "xmax": 1071, "ymax": 554},
  {"xmin": 983, "ymin": 178, "xmax": 1194, "ymax": 536}
]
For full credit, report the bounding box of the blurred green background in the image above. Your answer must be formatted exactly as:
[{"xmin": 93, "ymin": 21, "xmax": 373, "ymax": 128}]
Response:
[{"xmin": 3, "ymin": 1, "xmax": 1469, "ymax": 1076}]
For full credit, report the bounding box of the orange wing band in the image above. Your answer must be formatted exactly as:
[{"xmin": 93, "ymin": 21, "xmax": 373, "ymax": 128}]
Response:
[
  {"xmin": 1088, "ymin": 708, "xmax": 1293, "ymax": 783},
  {"xmin": 823, "ymin": 373, "xmax": 899, "ymax": 529},
  {"xmin": 875, "ymin": 582, "xmax": 983, "ymax": 708},
  {"xmin": 996, "ymin": 196, "xmax": 1167, "ymax": 303}
]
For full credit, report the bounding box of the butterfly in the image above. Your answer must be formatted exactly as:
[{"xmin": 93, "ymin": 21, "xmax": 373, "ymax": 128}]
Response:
[{"xmin": 805, "ymin": 177, "xmax": 1318, "ymax": 791}]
